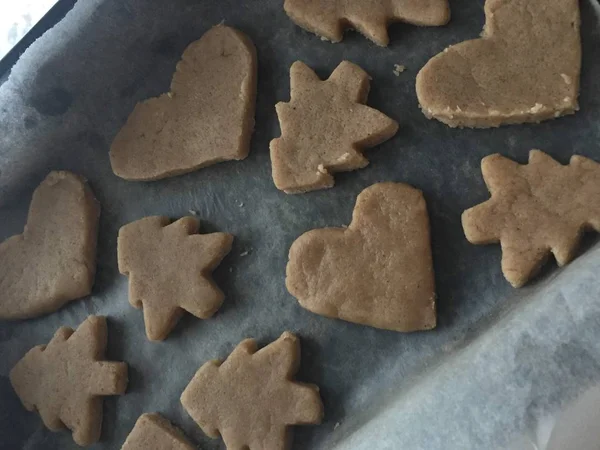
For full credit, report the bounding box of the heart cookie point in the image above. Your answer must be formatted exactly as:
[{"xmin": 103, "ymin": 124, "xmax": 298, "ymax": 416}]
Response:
[
  {"xmin": 109, "ymin": 25, "xmax": 257, "ymax": 181},
  {"xmin": 286, "ymin": 182, "xmax": 436, "ymax": 332},
  {"xmin": 0, "ymin": 171, "xmax": 99, "ymax": 320},
  {"xmin": 416, "ymin": 0, "xmax": 581, "ymax": 128}
]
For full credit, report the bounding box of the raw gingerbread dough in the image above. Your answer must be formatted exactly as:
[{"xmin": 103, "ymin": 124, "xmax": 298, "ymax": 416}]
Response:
[
  {"xmin": 118, "ymin": 216, "xmax": 233, "ymax": 341},
  {"xmin": 110, "ymin": 25, "xmax": 257, "ymax": 180},
  {"xmin": 286, "ymin": 182, "xmax": 436, "ymax": 331},
  {"xmin": 181, "ymin": 332, "xmax": 323, "ymax": 450},
  {"xmin": 416, "ymin": 0, "xmax": 581, "ymax": 128},
  {"xmin": 284, "ymin": 0, "xmax": 450, "ymax": 47},
  {"xmin": 121, "ymin": 414, "xmax": 195, "ymax": 450},
  {"xmin": 0, "ymin": 171, "xmax": 99, "ymax": 320},
  {"xmin": 271, "ymin": 61, "xmax": 398, "ymax": 194},
  {"xmin": 10, "ymin": 316, "xmax": 128, "ymax": 446},
  {"xmin": 462, "ymin": 150, "xmax": 600, "ymax": 288}
]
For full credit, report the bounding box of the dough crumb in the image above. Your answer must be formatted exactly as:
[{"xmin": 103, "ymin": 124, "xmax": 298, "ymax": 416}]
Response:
[
  {"xmin": 338, "ymin": 153, "xmax": 351, "ymax": 162},
  {"xmin": 238, "ymin": 201, "xmax": 244, "ymax": 208},
  {"xmin": 317, "ymin": 164, "xmax": 328, "ymax": 174},
  {"xmin": 334, "ymin": 422, "xmax": 341, "ymax": 430},
  {"xmin": 188, "ymin": 209, "xmax": 198, "ymax": 216},
  {"xmin": 393, "ymin": 64, "xmax": 406, "ymax": 76},
  {"xmin": 529, "ymin": 103, "xmax": 544, "ymax": 114},
  {"xmin": 560, "ymin": 73, "xmax": 572, "ymax": 85},
  {"xmin": 240, "ymin": 250, "xmax": 249, "ymax": 257}
]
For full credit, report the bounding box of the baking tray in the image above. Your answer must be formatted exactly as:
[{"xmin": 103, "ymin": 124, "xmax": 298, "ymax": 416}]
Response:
[{"xmin": 1, "ymin": 0, "xmax": 600, "ymax": 449}]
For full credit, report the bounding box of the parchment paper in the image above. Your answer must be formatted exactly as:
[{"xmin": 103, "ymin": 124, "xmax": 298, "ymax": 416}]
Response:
[{"xmin": 1, "ymin": 0, "xmax": 599, "ymax": 449}]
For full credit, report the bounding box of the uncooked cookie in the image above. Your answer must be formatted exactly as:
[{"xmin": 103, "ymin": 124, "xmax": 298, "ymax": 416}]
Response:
[
  {"xmin": 181, "ymin": 332, "xmax": 323, "ymax": 450},
  {"xmin": 462, "ymin": 150, "xmax": 600, "ymax": 288},
  {"xmin": 0, "ymin": 171, "xmax": 99, "ymax": 320},
  {"xmin": 118, "ymin": 216, "xmax": 233, "ymax": 341},
  {"xmin": 286, "ymin": 182, "xmax": 436, "ymax": 331},
  {"xmin": 121, "ymin": 414, "xmax": 195, "ymax": 450},
  {"xmin": 10, "ymin": 316, "xmax": 128, "ymax": 447},
  {"xmin": 110, "ymin": 25, "xmax": 257, "ymax": 180},
  {"xmin": 416, "ymin": 0, "xmax": 581, "ymax": 128},
  {"xmin": 271, "ymin": 61, "xmax": 398, "ymax": 194},
  {"xmin": 284, "ymin": 0, "xmax": 450, "ymax": 47}
]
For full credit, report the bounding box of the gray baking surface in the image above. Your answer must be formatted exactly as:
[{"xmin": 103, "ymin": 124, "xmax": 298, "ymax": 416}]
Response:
[{"xmin": 1, "ymin": 0, "xmax": 600, "ymax": 449}]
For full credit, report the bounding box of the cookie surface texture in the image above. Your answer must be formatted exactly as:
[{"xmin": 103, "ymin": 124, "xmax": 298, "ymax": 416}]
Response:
[
  {"xmin": 109, "ymin": 25, "xmax": 257, "ymax": 180},
  {"xmin": 284, "ymin": 0, "xmax": 450, "ymax": 46},
  {"xmin": 271, "ymin": 61, "xmax": 398, "ymax": 194},
  {"xmin": 0, "ymin": 171, "xmax": 99, "ymax": 320},
  {"xmin": 118, "ymin": 216, "xmax": 233, "ymax": 341},
  {"xmin": 181, "ymin": 332, "xmax": 323, "ymax": 450},
  {"xmin": 10, "ymin": 316, "xmax": 128, "ymax": 446},
  {"xmin": 121, "ymin": 413, "xmax": 195, "ymax": 450},
  {"xmin": 286, "ymin": 182, "xmax": 436, "ymax": 331},
  {"xmin": 462, "ymin": 150, "xmax": 600, "ymax": 288},
  {"xmin": 416, "ymin": 0, "xmax": 581, "ymax": 128}
]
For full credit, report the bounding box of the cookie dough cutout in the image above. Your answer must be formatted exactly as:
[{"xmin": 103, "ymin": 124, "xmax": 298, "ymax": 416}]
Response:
[
  {"xmin": 181, "ymin": 332, "xmax": 323, "ymax": 450},
  {"xmin": 271, "ymin": 61, "xmax": 398, "ymax": 194},
  {"xmin": 287, "ymin": 182, "xmax": 436, "ymax": 331},
  {"xmin": 284, "ymin": 0, "xmax": 450, "ymax": 47},
  {"xmin": 0, "ymin": 171, "xmax": 99, "ymax": 320},
  {"xmin": 110, "ymin": 25, "xmax": 257, "ymax": 180},
  {"xmin": 10, "ymin": 316, "xmax": 128, "ymax": 447},
  {"xmin": 416, "ymin": 0, "xmax": 581, "ymax": 128},
  {"xmin": 118, "ymin": 216, "xmax": 233, "ymax": 341},
  {"xmin": 121, "ymin": 414, "xmax": 195, "ymax": 450},
  {"xmin": 462, "ymin": 150, "xmax": 600, "ymax": 288}
]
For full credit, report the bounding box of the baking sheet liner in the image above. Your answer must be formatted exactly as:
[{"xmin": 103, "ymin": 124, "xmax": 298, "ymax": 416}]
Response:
[{"xmin": 1, "ymin": 0, "xmax": 599, "ymax": 448}]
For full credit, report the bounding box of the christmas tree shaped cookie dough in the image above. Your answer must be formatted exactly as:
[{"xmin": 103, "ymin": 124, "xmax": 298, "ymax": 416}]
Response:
[
  {"xmin": 284, "ymin": 0, "xmax": 450, "ymax": 47},
  {"xmin": 110, "ymin": 25, "xmax": 257, "ymax": 180},
  {"xmin": 10, "ymin": 316, "xmax": 128, "ymax": 447},
  {"xmin": 181, "ymin": 332, "xmax": 323, "ymax": 450},
  {"xmin": 0, "ymin": 171, "xmax": 100, "ymax": 320},
  {"xmin": 118, "ymin": 216, "xmax": 233, "ymax": 341},
  {"xmin": 121, "ymin": 414, "xmax": 195, "ymax": 450},
  {"xmin": 416, "ymin": 0, "xmax": 581, "ymax": 128},
  {"xmin": 287, "ymin": 182, "xmax": 436, "ymax": 331},
  {"xmin": 271, "ymin": 61, "xmax": 398, "ymax": 194},
  {"xmin": 462, "ymin": 150, "xmax": 600, "ymax": 288}
]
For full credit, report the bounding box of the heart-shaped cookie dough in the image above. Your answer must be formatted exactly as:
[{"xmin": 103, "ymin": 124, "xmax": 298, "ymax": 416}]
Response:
[
  {"xmin": 286, "ymin": 182, "xmax": 436, "ymax": 332},
  {"xmin": 416, "ymin": 0, "xmax": 581, "ymax": 128},
  {"xmin": 110, "ymin": 25, "xmax": 257, "ymax": 180},
  {"xmin": 0, "ymin": 171, "xmax": 100, "ymax": 319}
]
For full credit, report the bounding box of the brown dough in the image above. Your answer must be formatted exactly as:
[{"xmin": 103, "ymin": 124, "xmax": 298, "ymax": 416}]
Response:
[
  {"xmin": 271, "ymin": 61, "xmax": 398, "ymax": 194},
  {"xmin": 284, "ymin": 0, "xmax": 450, "ymax": 47},
  {"xmin": 121, "ymin": 414, "xmax": 195, "ymax": 450},
  {"xmin": 287, "ymin": 182, "xmax": 436, "ymax": 332},
  {"xmin": 0, "ymin": 171, "xmax": 99, "ymax": 320},
  {"xmin": 10, "ymin": 316, "xmax": 128, "ymax": 447},
  {"xmin": 416, "ymin": 0, "xmax": 581, "ymax": 128},
  {"xmin": 462, "ymin": 150, "xmax": 600, "ymax": 288},
  {"xmin": 117, "ymin": 216, "xmax": 233, "ymax": 341},
  {"xmin": 109, "ymin": 25, "xmax": 257, "ymax": 180},
  {"xmin": 181, "ymin": 332, "xmax": 323, "ymax": 450}
]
